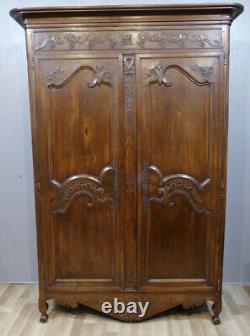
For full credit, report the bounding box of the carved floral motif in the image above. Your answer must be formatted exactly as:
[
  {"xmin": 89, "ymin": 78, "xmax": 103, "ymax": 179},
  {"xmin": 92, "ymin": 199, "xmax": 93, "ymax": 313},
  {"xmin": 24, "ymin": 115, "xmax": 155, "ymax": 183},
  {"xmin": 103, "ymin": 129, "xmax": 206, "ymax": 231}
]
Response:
[
  {"xmin": 121, "ymin": 34, "xmax": 133, "ymax": 46},
  {"xmin": 35, "ymin": 31, "xmax": 221, "ymax": 51},
  {"xmin": 64, "ymin": 33, "xmax": 104, "ymax": 49},
  {"xmin": 88, "ymin": 65, "xmax": 112, "ymax": 88},
  {"xmin": 147, "ymin": 63, "xmax": 173, "ymax": 87},
  {"xmin": 123, "ymin": 52, "xmax": 136, "ymax": 148},
  {"xmin": 123, "ymin": 54, "xmax": 135, "ymax": 75},
  {"xmin": 50, "ymin": 166, "xmax": 116, "ymax": 215},
  {"xmin": 137, "ymin": 31, "xmax": 220, "ymax": 48},
  {"xmin": 146, "ymin": 165, "xmax": 211, "ymax": 214},
  {"xmin": 124, "ymin": 76, "xmax": 134, "ymax": 115},
  {"xmin": 193, "ymin": 65, "xmax": 213, "ymax": 80},
  {"xmin": 45, "ymin": 67, "xmax": 65, "ymax": 85},
  {"xmin": 123, "ymin": 54, "xmax": 135, "ymax": 120},
  {"xmin": 35, "ymin": 35, "xmax": 64, "ymax": 50}
]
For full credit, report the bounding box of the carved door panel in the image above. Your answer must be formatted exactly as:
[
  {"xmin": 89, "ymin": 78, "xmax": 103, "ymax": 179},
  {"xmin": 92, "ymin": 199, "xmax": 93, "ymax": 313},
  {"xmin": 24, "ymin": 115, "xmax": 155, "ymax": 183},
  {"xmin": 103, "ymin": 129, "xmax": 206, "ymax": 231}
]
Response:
[
  {"xmin": 35, "ymin": 56, "xmax": 123, "ymax": 290},
  {"xmin": 136, "ymin": 54, "xmax": 224, "ymax": 290}
]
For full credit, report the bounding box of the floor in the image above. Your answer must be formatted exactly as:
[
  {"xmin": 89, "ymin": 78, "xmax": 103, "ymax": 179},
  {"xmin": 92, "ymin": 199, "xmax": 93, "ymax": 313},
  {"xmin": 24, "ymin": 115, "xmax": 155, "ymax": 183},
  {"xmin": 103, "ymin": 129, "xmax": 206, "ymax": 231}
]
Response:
[{"xmin": 0, "ymin": 284, "xmax": 249, "ymax": 336}]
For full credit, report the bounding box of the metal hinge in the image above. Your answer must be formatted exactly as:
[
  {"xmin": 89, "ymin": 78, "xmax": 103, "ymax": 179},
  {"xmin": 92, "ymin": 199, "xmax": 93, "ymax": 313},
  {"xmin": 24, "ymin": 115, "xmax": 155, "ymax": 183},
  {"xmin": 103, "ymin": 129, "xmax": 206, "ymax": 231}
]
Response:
[
  {"xmin": 143, "ymin": 160, "xmax": 149, "ymax": 213},
  {"xmin": 220, "ymin": 180, "xmax": 225, "ymax": 198},
  {"xmin": 41, "ymin": 258, "xmax": 46, "ymax": 287},
  {"xmin": 224, "ymin": 52, "xmax": 229, "ymax": 66},
  {"xmin": 114, "ymin": 169, "xmax": 119, "ymax": 205},
  {"xmin": 126, "ymin": 176, "xmax": 135, "ymax": 198},
  {"xmin": 31, "ymin": 57, "xmax": 35, "ymax": 70}
]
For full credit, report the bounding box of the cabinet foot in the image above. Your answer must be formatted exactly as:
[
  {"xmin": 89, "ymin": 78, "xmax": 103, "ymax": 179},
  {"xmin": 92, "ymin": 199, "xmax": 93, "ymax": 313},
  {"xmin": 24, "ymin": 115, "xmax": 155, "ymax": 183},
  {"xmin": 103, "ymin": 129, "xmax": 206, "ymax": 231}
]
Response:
[
  {"xmin": 212, "ymin": 314, "xmax": 221, "ymax": 325},
  {"xmin": 39, "ymin": 298, "xmax": 49, "ymax": 323},
  {"xmin": 40, "ymin": 314, "xmax": 48, "ymax": 323},
  {"xmin": 211, "ymin": 297, "xmax": 222, "ymax": 325}
]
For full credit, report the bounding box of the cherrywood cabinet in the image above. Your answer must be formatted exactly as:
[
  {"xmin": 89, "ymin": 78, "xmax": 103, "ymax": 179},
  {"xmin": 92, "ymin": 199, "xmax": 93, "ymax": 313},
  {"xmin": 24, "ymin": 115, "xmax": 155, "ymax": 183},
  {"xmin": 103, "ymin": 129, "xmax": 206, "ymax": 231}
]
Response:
[{"xmin": 10, "ymin": 3, "xmax": 243, "ymax": 324}]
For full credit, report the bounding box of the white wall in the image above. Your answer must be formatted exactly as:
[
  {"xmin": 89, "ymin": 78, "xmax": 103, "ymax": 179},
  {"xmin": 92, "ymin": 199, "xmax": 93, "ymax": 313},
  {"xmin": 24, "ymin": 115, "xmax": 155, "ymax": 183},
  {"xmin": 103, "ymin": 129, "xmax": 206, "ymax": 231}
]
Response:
[{"xmin": 0, "ymin": 0, "xmax": 249, "ymax": 283}]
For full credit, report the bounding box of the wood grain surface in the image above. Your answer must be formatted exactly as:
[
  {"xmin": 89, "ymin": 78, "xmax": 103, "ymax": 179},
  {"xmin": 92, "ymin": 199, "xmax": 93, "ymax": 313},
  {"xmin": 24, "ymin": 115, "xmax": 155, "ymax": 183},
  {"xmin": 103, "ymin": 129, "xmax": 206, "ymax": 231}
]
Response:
[{"xmin": 10, "ymin": 4, "xmax": 244, "ymax": 324}]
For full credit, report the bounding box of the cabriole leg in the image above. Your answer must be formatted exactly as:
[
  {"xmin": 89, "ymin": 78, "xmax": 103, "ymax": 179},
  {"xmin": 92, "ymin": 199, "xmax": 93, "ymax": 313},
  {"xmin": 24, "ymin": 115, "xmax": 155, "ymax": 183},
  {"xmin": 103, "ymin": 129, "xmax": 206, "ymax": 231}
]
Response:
[
  {"xmin": 39, "ymin": 297, "xmax": 49, "ymax": 323},
  {"xmin": 212, "ymin": 296, "xmax": 222, "ymax": 325}
]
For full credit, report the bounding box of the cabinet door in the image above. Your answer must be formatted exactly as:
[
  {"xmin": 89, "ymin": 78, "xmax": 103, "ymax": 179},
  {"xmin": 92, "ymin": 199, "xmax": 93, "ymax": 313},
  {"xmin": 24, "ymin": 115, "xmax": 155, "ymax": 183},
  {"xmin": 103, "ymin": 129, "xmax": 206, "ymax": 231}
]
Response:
[
  {"xmin": 136, "ymin": 53, "xmax": 224, "ymax": 291},
  {"xmin": 34, "ymin": 55, "xmax": 123, "ymax": 290}
]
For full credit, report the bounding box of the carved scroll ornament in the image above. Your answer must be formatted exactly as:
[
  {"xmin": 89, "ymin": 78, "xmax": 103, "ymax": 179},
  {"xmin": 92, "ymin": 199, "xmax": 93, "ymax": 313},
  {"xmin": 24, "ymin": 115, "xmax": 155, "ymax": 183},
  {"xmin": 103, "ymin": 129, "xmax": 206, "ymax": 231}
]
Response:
[
  {"xmin": 147, "ymin": 63, "xmax": 211, "ymax": 87},
  {"xmin": 50, "ymin": 166, "xmax": 117, "ymax": 215},
  {"xmin": 45, "ymin": 65, "xmax": 112, "ymax": 88},
  {"xmin": 146, "ymin": 165, "xmax": 211, "ymax": 215}
]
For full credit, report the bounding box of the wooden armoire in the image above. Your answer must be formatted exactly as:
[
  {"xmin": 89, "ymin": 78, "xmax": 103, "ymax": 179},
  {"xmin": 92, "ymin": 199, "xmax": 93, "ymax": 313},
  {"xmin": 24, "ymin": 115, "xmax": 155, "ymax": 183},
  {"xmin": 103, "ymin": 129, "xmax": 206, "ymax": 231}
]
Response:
[{"xmin": 11, "ymin": 3, "xmax": 243, "ymax": 324}]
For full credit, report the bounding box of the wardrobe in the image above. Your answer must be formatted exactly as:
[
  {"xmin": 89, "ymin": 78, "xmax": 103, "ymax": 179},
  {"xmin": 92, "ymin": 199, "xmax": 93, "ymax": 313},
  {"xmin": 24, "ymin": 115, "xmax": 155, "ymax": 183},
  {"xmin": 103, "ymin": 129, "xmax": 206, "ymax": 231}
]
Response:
[{"xmin": 10, "ymin": 3, "xmax": 243, "ymax": 323}]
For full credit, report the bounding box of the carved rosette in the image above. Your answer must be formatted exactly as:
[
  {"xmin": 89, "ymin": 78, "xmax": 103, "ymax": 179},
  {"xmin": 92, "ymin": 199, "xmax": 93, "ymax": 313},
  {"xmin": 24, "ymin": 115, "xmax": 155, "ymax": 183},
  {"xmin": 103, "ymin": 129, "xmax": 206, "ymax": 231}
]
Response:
[
  {"xmin": 50, "ymin": 166, "xmax": 117, "ymax": 215},
  {"xmin": 146, "ymin": 165, "xmax": 211, "ymax": 214}
]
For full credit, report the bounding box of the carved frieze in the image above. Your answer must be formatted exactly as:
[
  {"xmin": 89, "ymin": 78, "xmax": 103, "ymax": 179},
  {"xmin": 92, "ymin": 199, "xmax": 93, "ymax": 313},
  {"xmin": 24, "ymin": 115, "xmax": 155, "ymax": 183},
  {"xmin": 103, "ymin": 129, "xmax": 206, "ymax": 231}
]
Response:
[
  {"xmin": 35, "ymin": 35, "xmax": 64, "ymax": 50},
  {"xmin": 137, "ymin": 31, "xmax": 220, "ymax": 48},
  {"xmin": 34, "ymin": 30, "xmax": 222, "ymax": 51}
]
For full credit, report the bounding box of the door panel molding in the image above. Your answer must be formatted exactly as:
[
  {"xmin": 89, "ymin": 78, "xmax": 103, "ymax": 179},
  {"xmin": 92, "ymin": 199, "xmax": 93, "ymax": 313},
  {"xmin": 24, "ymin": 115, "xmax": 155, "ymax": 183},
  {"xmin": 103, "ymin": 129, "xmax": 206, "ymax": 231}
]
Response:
[
  {"xmin": 137, "ymin": 53, "xmax": 221, "ymax": 290},
  {"xmin": 37, "ymin": 56, "xmax": 123, "ymax": 289}
]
